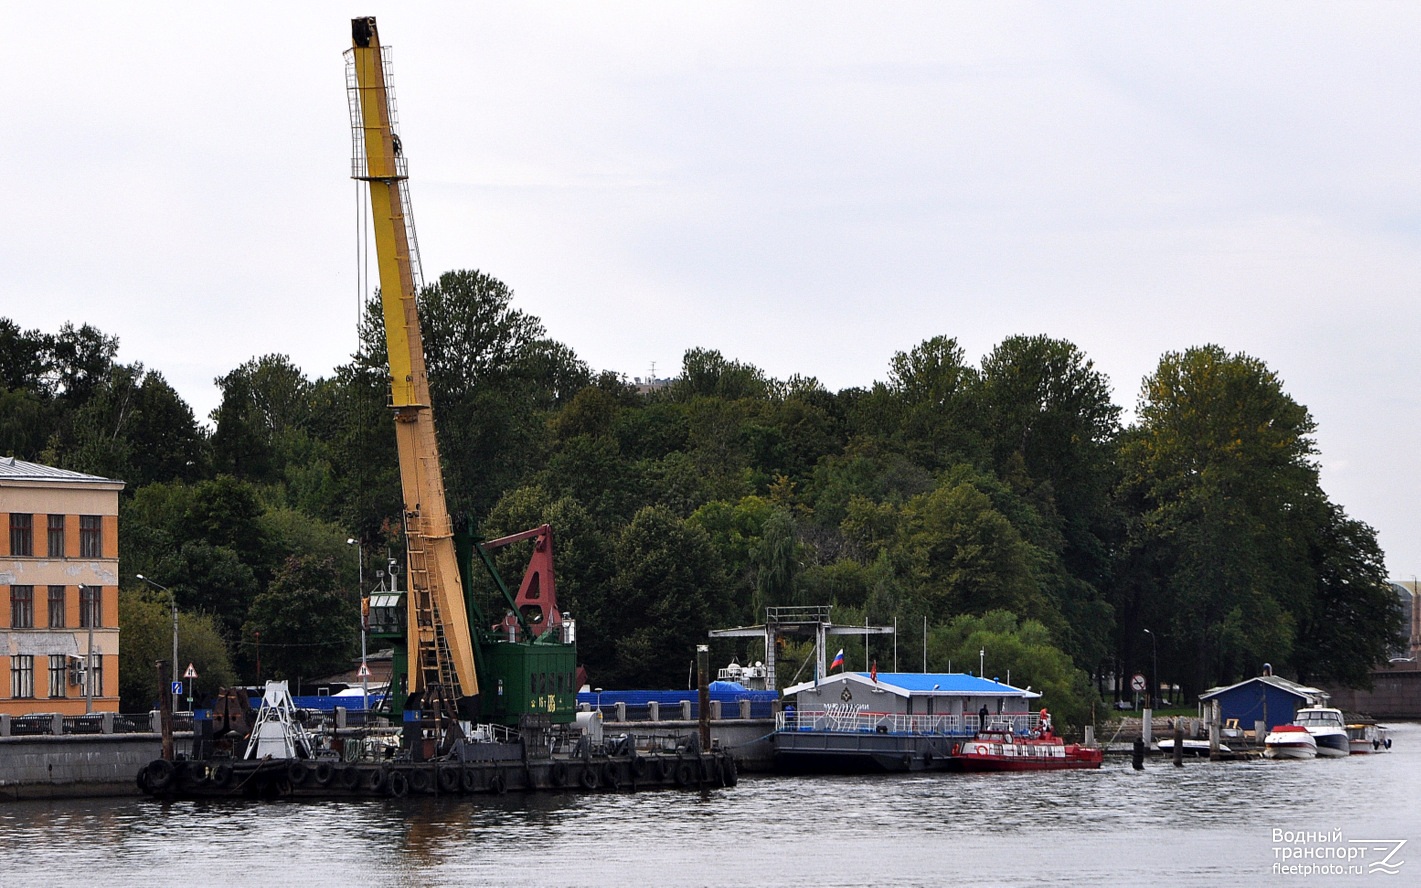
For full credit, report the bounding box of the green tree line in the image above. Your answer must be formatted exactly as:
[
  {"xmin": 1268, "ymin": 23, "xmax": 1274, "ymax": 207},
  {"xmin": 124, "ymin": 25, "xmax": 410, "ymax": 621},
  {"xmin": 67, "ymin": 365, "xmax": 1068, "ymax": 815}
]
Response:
[{"xmin": 0, "ymin": 273, "xmax": 1402, "ymax": 721}]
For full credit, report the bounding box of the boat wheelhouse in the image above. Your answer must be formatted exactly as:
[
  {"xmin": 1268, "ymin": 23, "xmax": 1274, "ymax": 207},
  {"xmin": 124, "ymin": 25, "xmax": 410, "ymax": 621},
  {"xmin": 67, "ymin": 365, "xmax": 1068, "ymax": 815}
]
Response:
[{"xmin": 1292, "ymin": 706, "xmax": 1350, "ymax": 758}]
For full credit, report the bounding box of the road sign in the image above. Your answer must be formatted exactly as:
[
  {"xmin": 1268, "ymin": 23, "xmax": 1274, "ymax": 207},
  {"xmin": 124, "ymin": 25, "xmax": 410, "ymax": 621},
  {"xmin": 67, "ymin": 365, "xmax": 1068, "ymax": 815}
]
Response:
[
  {"xmin": 183, "ymin": 663, "xmax": 198, "ymax": 679},
  {"xmin": 170, "ymin": 681, "xmax": 183, "ymax": 695},
  {"xmin": 1130, "ymin": 673, "xmax": 1148, "ymax": 692},
  {"xmin": 357, "ymin": 663, "xmax": 371, "ymax": 678}
]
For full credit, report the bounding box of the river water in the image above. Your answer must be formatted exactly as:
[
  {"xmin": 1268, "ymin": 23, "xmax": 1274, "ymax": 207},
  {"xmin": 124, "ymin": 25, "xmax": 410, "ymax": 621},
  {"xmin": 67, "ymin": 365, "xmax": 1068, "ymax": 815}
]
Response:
[{"xmin": 2, "ymin": 722, "xmax": 1416, "ymax": 887}]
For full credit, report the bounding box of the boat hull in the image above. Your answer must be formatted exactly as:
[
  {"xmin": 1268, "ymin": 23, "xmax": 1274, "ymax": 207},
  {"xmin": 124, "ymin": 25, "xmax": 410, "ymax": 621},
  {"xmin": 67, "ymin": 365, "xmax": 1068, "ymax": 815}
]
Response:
[
  {"xmin": 772, "ymin": 730, "xmax": 1103, "ymax": 773},
  {"xmin": 948, "ymin": 752, "xmax": 1103, "ymax": 772},
  {"xmin": 1312, "ymin": 733, "xmax": 1350, "ymax": 758},
  {"xmin": 772, "ymin": 730, "xmax": 956, "ymax": 773},
  {"xmin": 136, "ymin": 750, "xmax": 736, "ymax": 800}
]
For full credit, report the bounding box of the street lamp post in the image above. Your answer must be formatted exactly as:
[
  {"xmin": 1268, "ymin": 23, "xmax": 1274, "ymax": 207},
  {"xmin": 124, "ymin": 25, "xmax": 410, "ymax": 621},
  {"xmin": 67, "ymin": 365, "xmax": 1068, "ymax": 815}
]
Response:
[
  {"xmin": 347, "ymin": 538, "xmax": 369, "ymax": 711},
  {"xmin": 136, "ymin": 574, "xmax": 178, "ymax": 688},
  {"xmin": 1143, "ymin": 628, "xmax": 1159, "ymax": 708}
]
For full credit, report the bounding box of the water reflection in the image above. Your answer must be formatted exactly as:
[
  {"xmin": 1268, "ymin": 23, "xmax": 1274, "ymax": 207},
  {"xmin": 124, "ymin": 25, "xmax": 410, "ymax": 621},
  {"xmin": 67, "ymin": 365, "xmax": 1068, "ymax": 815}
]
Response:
[{"xmin": 0, "ymin": 723, "xmax": 1414, "ymax": 887}]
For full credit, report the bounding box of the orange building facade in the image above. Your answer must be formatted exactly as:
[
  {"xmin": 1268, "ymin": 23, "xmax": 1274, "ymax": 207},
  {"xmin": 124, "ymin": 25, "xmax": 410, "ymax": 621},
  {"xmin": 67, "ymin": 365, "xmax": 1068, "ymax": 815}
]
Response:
[{"xmin": 0, "ymin": 457, "xmax": 123, "ymax": 715}]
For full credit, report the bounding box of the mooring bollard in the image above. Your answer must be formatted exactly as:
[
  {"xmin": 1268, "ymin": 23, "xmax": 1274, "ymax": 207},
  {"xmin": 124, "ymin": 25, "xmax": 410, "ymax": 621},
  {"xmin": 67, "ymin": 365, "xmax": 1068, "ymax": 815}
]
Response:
[
  {"xmin": 1173, "ymin": 723, "xmax": 1184, "ymax": 767},
  {"xmin": 1132, "ymin": 736, "xmax": 1145, "ymax": 770}
]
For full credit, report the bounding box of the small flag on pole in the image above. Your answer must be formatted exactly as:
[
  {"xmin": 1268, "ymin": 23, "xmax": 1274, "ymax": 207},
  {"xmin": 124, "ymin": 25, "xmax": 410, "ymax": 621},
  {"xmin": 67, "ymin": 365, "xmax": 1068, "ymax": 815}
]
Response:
[
  {"xmin": 870, "ymin": 660, "xmax": 878, "ymax": 683},
  {"xmin": 830, "ymin": 649, "xmax": 845, "ymax": 672}
]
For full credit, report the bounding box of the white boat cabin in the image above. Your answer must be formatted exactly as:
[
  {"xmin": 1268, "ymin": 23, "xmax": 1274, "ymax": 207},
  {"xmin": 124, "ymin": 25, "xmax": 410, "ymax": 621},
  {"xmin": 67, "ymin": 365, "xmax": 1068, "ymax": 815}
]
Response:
[{"xmin": 782, "ymin": 672, "xmax": 1042, "ymax": 736}]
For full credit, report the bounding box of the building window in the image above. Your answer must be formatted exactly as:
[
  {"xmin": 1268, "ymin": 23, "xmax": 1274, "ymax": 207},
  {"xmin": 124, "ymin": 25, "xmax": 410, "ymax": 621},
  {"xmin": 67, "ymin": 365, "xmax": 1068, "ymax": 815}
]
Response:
[
  {"xmin": 10, "ymin": 585, "xmax": 33, "ymax": 629},
  {"xmin": 79, "ymin": 515, "xmax": 102, "ymax": 558},
  {"xmin": 11, "ymin": 655, "xmax": 34, "ymax": 699},
  {"xmin": 84, "ymin": 655, "xmax": 103, "ymax": 698},
  {"xmin": 80, "ymin": 586, "xmax": 101, "ymax": 629},
  {"xmin": 49, "ymin": 655, "xmax": 67, "ymax": 699},
  {"xmin": 47, "ymin": 514, "xmax": 65, "ymax": 557},
  {"xmin": 9, "ymin": 513, "xmax": 33, "ymax": 557},
  {"xmin": 48, "ymin": 586, "xmax": 66, "ymax": 628}
]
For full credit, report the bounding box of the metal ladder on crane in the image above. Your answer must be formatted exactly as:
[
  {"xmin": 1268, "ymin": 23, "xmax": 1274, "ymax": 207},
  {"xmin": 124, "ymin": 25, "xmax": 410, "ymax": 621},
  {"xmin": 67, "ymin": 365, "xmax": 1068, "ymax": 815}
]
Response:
[{"xmin": 405, "ymin": 509, "xmax": 458, "ymax": 695}]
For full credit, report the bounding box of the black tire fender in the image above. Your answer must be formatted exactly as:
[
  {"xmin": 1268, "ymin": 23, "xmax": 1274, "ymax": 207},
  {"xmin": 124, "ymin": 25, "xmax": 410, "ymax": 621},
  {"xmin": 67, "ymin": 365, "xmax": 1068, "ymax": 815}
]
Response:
[
  {"xmin": 144, "ymin": 759, "xmax": 176, "ymax": 792},
  {"xmin": 674, "ymin": 761, "xmax": 694, "ymax": 787},
  {"xmin": 551, "ymin": 761, "xmax": 570, "ymax": 787},
  {"xmin": 366, "ymin": 768, "xmax": 387, "ymax": 792},
  {"xmin": 387, "ymin": 769, "xmax": 409, "ymax": 798},
  {"xmin": 288, "ymin": 760, "xmax": 310, "ymax": 786},
  {"xmin": 579, "ymin": 765, "xmax": 598, "ymax": 790},
  {"xmin": 460, "ymin": 767, "xmax": 478, "ymax": 793},
  {"xmin": 338, "ymin": 766, "xmax": 360, "ymax": 790},
  {"xmin": 488, "ymin": 772, "xmax": 507, "ymax": 795},
  {"xmin": 211, "ymin": 762, "xmax": 234, "ymax": 788},
  {"xmin": 437, "ymin": 766, "xmax": 460, "ymax": 794},
  {"xmin": 408, "ymin": 768, "xmax": 431, "ymax": 794},
  {"xmin": 314, "ymin": 761, "xmax": 335, "ymax": 786}
]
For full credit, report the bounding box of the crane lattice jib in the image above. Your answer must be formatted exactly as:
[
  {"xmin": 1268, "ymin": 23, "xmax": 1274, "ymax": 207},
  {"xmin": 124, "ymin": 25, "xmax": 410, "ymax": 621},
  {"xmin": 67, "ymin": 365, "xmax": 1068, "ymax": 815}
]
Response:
[{"xmin": 346, "ymin": 17, "xmax": 479, "ymax": 701}]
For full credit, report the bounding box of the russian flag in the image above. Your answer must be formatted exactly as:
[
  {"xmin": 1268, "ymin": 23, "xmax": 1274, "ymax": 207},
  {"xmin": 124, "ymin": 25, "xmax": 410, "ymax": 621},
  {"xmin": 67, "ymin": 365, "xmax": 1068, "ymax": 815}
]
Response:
[{"xmin": 830, "ymin": 649, "xmax": 844, "ymax": 671}]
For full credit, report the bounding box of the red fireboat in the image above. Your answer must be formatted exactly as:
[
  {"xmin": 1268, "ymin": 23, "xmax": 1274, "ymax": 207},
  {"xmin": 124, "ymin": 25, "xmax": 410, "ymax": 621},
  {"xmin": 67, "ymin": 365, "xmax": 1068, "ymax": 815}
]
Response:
[{"xmin": 948, "ymin": 713, "xmax": 1103, "ymax": 772}]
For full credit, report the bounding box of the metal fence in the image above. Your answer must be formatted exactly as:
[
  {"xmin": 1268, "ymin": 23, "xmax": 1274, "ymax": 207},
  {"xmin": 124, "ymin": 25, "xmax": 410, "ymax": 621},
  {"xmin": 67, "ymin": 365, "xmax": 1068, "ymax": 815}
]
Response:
[
  {"xmin": 582, "ymin": 698, "xmax": 778, "ymax": 722},
  {"xmin": 0, "ymin": 708, "xmax": 389, "ymax": 738}
]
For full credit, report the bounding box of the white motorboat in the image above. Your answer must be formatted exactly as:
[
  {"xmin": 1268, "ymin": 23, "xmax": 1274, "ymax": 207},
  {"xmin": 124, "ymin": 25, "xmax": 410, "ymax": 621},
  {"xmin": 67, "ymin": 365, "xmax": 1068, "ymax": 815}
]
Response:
[
  {"xmin": 1156, "ymin": 738, "xmax": 1231, "ymax": 756},
  {"xmin": 1263, "ymin": 724, "xmax": 1317, "ymax": 759},
  {"xmin": 1292, "ymin": 706, "xmax": 1350, "ymax": 758}
]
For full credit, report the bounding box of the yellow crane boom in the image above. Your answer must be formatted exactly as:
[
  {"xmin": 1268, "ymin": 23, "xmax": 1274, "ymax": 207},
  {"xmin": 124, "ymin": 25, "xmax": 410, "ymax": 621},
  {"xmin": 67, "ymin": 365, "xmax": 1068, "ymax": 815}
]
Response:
[{"xmin": 346, "ymin": 17, "xmax": 479, "ymax": 705}]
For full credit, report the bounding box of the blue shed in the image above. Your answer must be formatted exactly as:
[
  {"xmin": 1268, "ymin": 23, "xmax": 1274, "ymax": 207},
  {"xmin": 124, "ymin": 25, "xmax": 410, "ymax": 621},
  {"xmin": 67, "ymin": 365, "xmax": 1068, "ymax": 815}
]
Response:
[{"xmin": 1199, "ymin": 674, "xmax": 1327, "ymax": 731}]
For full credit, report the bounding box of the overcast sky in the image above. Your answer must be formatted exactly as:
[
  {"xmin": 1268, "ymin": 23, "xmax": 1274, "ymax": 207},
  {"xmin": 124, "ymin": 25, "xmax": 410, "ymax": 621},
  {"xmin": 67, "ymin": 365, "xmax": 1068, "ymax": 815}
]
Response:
[{"xmin": 6, "ymin": 3, "xmax": 1420, "ymax": 578}]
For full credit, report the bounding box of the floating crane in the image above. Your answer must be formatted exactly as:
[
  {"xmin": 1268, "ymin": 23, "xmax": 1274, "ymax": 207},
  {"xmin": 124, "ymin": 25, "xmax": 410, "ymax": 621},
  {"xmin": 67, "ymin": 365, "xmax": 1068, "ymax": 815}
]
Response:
[{"xmin": 346, "ymin": 17, "xmax": 576, "ymax": 749}]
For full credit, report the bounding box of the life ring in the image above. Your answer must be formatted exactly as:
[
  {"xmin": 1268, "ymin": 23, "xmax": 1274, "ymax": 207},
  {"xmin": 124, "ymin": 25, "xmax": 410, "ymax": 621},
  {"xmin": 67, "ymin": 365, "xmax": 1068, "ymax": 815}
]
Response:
[
  {"xmin": 460, "ymin": 768, "xmax": 479, "ymax": 793},
  {"xmin": 288, "ymin": 760, "xmax": 310, "ymax": 786},
  {"xmin": 674, "ymin": 761, "xmax": 694, "ymax": 787},
  {"xmin": 408, "ymin": 768, "xmax": 431, "ymax": 794},
  {"xmin": 365, "ymin": 768, "xmax": 387, "ymax": 792},
  {"xmin": 974, "ymin": 745, "xmax": 989, "ymax": 756},
  {"xmin": 144, "ymin": 759, "xmax": 176, "ymax": 792},
  {"xmin": 603, "ymin": 762, "xmax": 621, "ymax": 790},
  {"xmin": 338, "ymin": 766, "xmax": 360, "ymax": 790},
  {"xmin": 551, "ymin": 761, "xmax": 570, "ymax": 787},
  {"xmin": 211, "ymin": 762, "xmax": 234, "ymax": 788},
  {"xmin": 488, "ymin": 772, "xmax": 507, "ymax": 795},
  {"xmin": 437, "ymin": 766, "xmax": 460, "ymax": 794},
  {"xmin": 579, "ymin": 765, "xmax": 599, "ymax": 790},
  {"xmin": 314, "ymin": 762, "xmax": 335, "ymax": 787},
  {"xmin": 387, "ymin": 770, "xmax": 409, "ymax": 798}
]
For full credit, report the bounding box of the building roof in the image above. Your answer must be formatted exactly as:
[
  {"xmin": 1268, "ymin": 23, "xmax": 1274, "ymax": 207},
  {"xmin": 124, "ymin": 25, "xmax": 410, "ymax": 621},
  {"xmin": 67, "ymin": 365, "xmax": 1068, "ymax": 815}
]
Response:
[
  {"xmin": 784, "ymin": 671, "xmax": 1040, "ymax": 699},
  {"xmin": 0, "ymin": 456, "xmax": 123, "ymax": 487},
  {"xmin": 1199, "ymin": 673, "xmax": 1327, "ymax": 703}
]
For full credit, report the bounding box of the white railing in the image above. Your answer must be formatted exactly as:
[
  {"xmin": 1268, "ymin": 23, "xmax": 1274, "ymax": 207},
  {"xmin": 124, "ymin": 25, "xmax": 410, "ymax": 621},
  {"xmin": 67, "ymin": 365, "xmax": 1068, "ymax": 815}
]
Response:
[{"xmin": 777, "ymin": 707, "xmax": 1041, "ymax": 736}]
